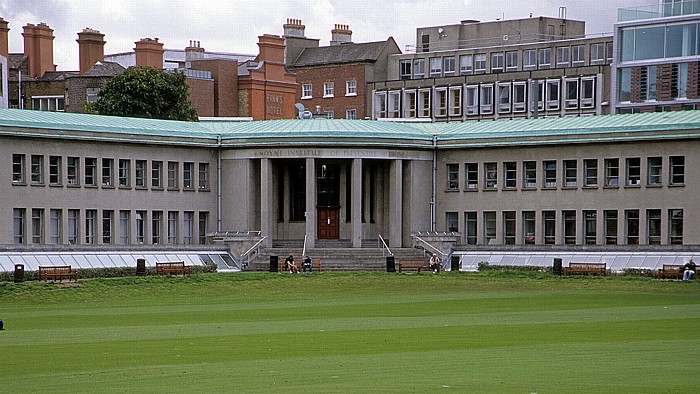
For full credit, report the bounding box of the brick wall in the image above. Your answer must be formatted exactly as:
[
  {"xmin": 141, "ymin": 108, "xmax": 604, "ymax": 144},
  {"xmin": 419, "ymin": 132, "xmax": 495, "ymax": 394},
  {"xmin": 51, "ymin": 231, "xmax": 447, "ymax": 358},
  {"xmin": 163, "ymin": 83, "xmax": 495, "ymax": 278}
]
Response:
[
  {"xmin": 191, "ymin": 59, "xmax": 239, "ymax": 117},
  {"xmin": 293, "ymin": 63, "xmax": 367, "ymax": 119},
  {"xmin": 186, "ymin": 77, "xmax": 215, "ymax": 117}
]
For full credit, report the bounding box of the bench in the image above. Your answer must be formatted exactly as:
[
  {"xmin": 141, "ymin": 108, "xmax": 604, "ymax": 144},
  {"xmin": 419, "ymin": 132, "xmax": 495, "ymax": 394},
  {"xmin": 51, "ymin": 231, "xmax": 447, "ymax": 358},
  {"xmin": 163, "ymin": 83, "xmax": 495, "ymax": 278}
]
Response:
[
  {"xmin": 280, "ymin": 258, "xmax": 322, "ymax": 273},
  {"xmin": 155, "ymin": 261, "xmax": 192, "ymax": 276},
  {"xmin": 39, "ymin": 265, "xmax": 79, "ymax": 282},
  {"xmin": 657, "ymin": 264, "xmax": 684, "ymax": 279},
  {"xmin": 564, "ymin": 262, "xmax": 606, "ymax": 276},
  {"xmin": 399, "ymin": 259, "xmax": 439, "ymax": 273}
]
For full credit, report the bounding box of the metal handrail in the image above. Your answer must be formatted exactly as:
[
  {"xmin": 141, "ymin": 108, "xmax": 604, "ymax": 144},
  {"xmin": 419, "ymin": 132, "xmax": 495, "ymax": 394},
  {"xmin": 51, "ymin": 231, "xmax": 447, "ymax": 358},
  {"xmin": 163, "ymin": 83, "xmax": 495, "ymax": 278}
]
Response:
[
  {"xmin": 414, "ymin": 236, "xmax": 447, "ymax": 257},
  {"xmin": 240, "ymin": 236, "xmax": 267, "ymax": 268},
  {"xmin": 378, "ymin": 234, "xmax": 393, "ymax": 256},
  {"xmin": 302, "ymin": 234, "xmax": 307, "ymax": 257}
]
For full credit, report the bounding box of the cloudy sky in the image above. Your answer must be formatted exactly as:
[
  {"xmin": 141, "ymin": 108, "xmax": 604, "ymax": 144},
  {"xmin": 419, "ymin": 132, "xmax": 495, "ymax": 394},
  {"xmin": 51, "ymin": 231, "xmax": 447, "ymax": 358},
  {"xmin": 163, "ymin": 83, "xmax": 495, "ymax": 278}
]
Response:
[{"xmin": 2, "ymin": 0, "xmax": 644, "ymax": 71}]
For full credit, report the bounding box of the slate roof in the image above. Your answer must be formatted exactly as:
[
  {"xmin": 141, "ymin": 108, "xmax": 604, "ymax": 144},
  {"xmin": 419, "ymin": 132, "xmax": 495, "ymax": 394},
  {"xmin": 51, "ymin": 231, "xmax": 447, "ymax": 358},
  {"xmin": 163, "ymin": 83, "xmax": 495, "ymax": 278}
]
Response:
[
  {"xmin": 80, "ymin": 61, "xmax": 127, "ymax": 77},
  {"xmin": 291, "ymin": 39, "xmax": 394, "ymax": 67}
]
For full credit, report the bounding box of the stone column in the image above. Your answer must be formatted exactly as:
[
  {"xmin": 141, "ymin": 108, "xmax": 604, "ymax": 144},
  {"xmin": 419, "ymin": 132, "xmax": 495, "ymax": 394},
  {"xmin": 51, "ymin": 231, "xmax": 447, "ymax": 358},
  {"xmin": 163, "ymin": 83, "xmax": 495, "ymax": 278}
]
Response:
[
  {"xmin": 389, "ymin": 159, "xmax": 403, "ymax": 247},
  {"xmin": 305, "ymin": 158, "xmax": 316, "ymax": 248},
  {"xmin": 260, "ymin": 158, "xmax": 273, "ymax": 247},
  {"xmin": 352, "ymin": 158, "xmax": 363, "ymax": 247}
]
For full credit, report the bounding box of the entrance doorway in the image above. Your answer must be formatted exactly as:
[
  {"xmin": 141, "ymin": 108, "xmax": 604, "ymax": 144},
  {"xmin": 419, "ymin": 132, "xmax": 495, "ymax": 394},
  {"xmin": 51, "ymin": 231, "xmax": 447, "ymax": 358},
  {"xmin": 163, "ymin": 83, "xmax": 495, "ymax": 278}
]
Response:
[
  {"xmin": 317, "ymin": 163, "xmax": 340, "ymax": 240},
  {"xmin": 318, "ymin": 207, "xmax": 339, "ymax": 239}
]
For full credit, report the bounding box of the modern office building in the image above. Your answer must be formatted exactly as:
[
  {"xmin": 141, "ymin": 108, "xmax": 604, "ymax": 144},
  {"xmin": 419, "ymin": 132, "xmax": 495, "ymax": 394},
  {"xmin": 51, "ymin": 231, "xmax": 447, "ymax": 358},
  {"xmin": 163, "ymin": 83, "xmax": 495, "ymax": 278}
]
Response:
[{"xmin": 612, "ymin": 0, "xmax": 700, "ymax": 113}]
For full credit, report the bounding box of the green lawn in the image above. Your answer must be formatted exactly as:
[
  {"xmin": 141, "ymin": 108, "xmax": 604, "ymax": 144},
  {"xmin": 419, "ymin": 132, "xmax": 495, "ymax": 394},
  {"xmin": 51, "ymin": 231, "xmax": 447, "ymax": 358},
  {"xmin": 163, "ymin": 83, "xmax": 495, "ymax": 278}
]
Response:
[{"xmin": 1, "ymin": 272, "xmax": 699, "ymax": 393}]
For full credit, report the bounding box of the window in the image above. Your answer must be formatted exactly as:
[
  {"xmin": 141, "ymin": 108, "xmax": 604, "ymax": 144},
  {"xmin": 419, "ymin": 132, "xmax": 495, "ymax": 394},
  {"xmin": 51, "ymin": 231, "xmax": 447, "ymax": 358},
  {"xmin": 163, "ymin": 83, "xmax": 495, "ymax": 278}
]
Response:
[
  {"xmin": 563, "ymin": 160, "xmax": 577, "ymax": 187},
  {"xmin": 523, "ymin": 49, "xmax": 536, "ymax": 70},
  {"xmin": 118, "ymin": 159, "xmax": 130, "ymax": 187},
  {"xmin": 546, "ymin": 80, "xmax": 560, "ymax": 110},
  {"xmin": 152, "ymin": 211, "xmax": 162, "ymax": 244},
  {"xmin": 403, "ymin": 91, "xmax": 416, "ymax": 118},
  {"xmin": 32, "ymin": 208, "xmax": 44, "ymax": 244},
  {"xmin": 497, "ymin": 83, "xmax": 511, "ymax": 113},
  {"xmin": 413, "ymin": 59, "xmax": 425, "ymax": 78},
  {"xmin": 465, "ymin": 212, "xmax": 477, "ymax": 245},
  {"xmin": 672, "ymin": 63, "xmax": 689, "ymax": 99},
  {"xmin": 449, "ymin": 87, "xmax": 462, "ymax": 116},
  {"xmin": 532, "ymin": 81, "xmax": 545, "ymax": 111},
  {"xmin": 418, "ymin": 89, "xmax": 431, "ymax": 117},
  {"xmin": 152, "ymin": 161, "xmax": 163, "ymax": 188},
  {"xmin": 580, "ymin": 77, "xmax": 595, "ymax": 108},
  {"xmin": 555, "ymin": 47, "xmax": 570, "ymax": 67},
  {"xmin": 484, "ymin": 162, "xmax": 497, "ymax": 189},
  {"xmin": 564, "ymin": 79, "xmax": 579, "ymax": 109},
  {"xmin": 604, "ymin": 158, "xmax": 619, "ymax": 187},
  {"xmin": 135, "ymin": 160, "xmax": 147, "ymax": 188},
  {"xmin": 102, "ymin": 158, "xmax": 113, "ymax": 187},
  {"xmin": 67, "ymin": 157, "xmax": 79, "ymax": 186},
  {"xmin": 86, "ymin": 87, "xmax": 100, "ymax": 103},
  {"xmin": 49, "ymin": 156, "xmax": 61, "ymax": 185},
  {"xmin": 68, "ymin": 209, "xmax": 79, "ymax": 245},
  {"xmin": 388, "ymin": 91, "xmax": 401, "ymax": 118},
  {"xmin": 30, "ymin": 155, "xmax": 44, "ymax": 184},
  {"xmin": 523, "ymin": 161, "xmax": 537, "ymax": 188},
  {"xmin": 301, "ymin": 83, "xmax": 312, "ymax": 99},
  {"xmin": 490, "ymin": 52, "xmax": 504, "ymax": 72},
  {"xmin": 474, "ymin": 54, "xmax": 486, "ymax": 74},
  {"xmin": 590, "ymin": 43, "xmax": 605, "ymax": 64},
  {"xmin": 346, "ymin": 80, "xmax": 357, "ymax": 96},
  {"xmin": 84, "ymin": 158, "xmax": 97, "ymax": 186},
  {"xmin": 504, "ymin": 211, "xmax": 516, "ymax": 245},
  {"xmin": 429, "ymin": 57, "xmax": 442, "ymax": 77},
  {"xmin": 604, "ymin": 210, "xmax": 618, "ymax": 245},
  {"xmin": 399, "ymin": 60, "xmax": 412, "ymax": 80},
  {"xmin": 625, "ymin": 210, "xmax": 639, "ymax": 245},
  {"xmin": 465, "ymin": 86, "xmax": 478, "ymax": 115},
  {"xmin": 523, "ymin": 211, "xmax": 535, "ymax": 244},
  {"xmin": 31, "ymin": 96, "xmax": 65, "ymax": 111},
  {"xmin": 103, "ymin": 210, "xmax": 113, "ymax": 244},
  {"xmin": 543, "ymin": 160, "xmax": 556, "ymax": 188},
  {"xmin": 484, "ymin": 212, "xmax": 496, "ymax": 244},
  {"xmin": 460, "ymin": 55, "xmax": 473, "ymax": 75},
  {"xmin": 14, "ymin": 208, "xmax": 26, "ymax": 244},
  {"xmin": 647, "ymin": 157, "xmax": 662, "ymax": 185},
  {"xmin": 85, "ymin": 210, "xmax": 96, "ymax": 244},
  {"xmin": 167, "ymin": 162, "xmax": 179, "ymax": 189},
  {"xmin": 374, "ymin": 92, "xmax": 387, "ymax": 119},
  {"xmin": 119, "ymin": 210, "xmax": 130, "ymax": 244},
  {"xmin": 626, "ymin": 158, "xmax": 641, "ymax": 186},
  {"xmin": 465, "ymin": 163, "xmax": 478, "ymax": 189},
  {"xmin": 447, "ymin": 164, "xmax": 459, "ymax": 190},
  {"xmin": 504, "ymin": 162, "xmax": 516, "ymax": 188},
  {"xmin": 136, "ymin": 211, "xmax": 146, "ymax": 244},
  {"xmin": 480, "ymin": 84, "xmax": 493, "ymax": 114},
  {"xmin": 647, "ymin": 209, "xmax": 661, "ymax": 245},
  {"xmin": 446, "ymin": 212, "xmax": 458, "ymax": 233},
  {"xmin": 606, "ymin": 42, "xmax": 613, "ymax": 63},
  {"xmin": 290, "ymin": 162, "xmax": 306, "ymax": 221},
  {"xmin": 183, "ymin": 211, "xmax": 194, "ymax": 244},
  {"xmin": 571, "ymin": 45, "xmax": 585, "ymax": 65},
  {"xmin": 513, "ymin": 82, "xmax": 526, "ymax": 112},
  {"xmin": 543, "ymin": 211, "xmax": 556, "ymax": 245},
  {"xmin": 183, "ymin": 162, "xmax": 194, "ymax": 190},
  {"xmin": 669, "ymin": 209, "xmax": 683, "ymax": 245},
  {"xmin": 49, "ymin": 209, "xmax": 62, "ymax": 244},
  {"xmin": 564, "ymin": 210, "xmax": 576, "ymax": 245},
  {"xmin": 346, "ymin": 108, "xmax": 357, "ymax": 120},
  {"xmin": 434, "ymin": 88, "xmax": 447, "ymax": 117},
  {"xmin": 584, "ymin": 210, "xmax": 597, "ymax": 245},
  {"xmin": 641, "ymin": 66, "xmax": 657, "ymax": 101},
  {"xmin": 168, "ymin": 211, "xmax": 178, "ymax": 244},
  {"xmin": 669, "ymin": 156, "xmax": 684, "ymax": 185},
  {"xmin": 584, "ymin": 159, "xmax": 598, "ymax": 187},
  {"xmin": 12, "ymin": 154, "xmax": 26, "ymax": 184},
  {"xmin": 538, "ymin": 48, "xmax": 551, "ymax": 69},
  {"xmin": 443, "ymin": 57, "xmax": 455, "ymax": 75},
  {"xmin": 199, "ymin": 212, "xmax": 209, "ymax": 245},
  {"xmin": 505, "ymin": 51, "xmax": 518, "ymax": 71},
  {"xmin": 323, "ymin": 82, "xmax": 334, "ymax": 98},
  {"xmin": 198, "ymin": 163, "xmax": 209, "ymax": 190}
]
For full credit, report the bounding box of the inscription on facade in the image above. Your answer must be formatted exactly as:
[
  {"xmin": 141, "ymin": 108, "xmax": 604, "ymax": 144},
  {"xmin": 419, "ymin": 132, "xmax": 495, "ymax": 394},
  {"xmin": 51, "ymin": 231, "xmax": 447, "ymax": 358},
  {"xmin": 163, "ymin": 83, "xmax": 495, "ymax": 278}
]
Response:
[{"xmin": 266, "ymin": 94, "xmax": 283, "ymax": 116}]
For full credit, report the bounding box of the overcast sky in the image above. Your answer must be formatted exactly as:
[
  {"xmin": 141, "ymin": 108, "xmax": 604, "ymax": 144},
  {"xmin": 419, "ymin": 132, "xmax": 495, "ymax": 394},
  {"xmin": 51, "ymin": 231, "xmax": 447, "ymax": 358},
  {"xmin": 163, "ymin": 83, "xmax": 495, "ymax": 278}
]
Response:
[{"xmin": 2, "ymin": 0, "xmax": 645, "ymax": 71}]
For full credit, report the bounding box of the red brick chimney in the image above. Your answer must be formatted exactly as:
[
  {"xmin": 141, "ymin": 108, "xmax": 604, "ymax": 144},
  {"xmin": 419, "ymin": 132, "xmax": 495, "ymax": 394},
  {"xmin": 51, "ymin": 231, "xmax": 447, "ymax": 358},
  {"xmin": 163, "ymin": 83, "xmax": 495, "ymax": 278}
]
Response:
[
  {"xmin": 0, "ymin": 18, "xmax": 9, "ymax": 59},
  {"xmin": 256, "ymin": 34, "xmax": 285, "ymax": 64},
  {"xmin": 330, "ymin": 24, "xmax": 352, "ymax": 46},
  {"xmin": 22, "ymin": 22, "xmax": 56, "ymax": 77},
  {"xmin": 77, "ymin": 28, "xmax": 105, "ymax": 74},
  {"xmin": 134, "ymin": 38, "xmax": 164, "ymax": 69}
]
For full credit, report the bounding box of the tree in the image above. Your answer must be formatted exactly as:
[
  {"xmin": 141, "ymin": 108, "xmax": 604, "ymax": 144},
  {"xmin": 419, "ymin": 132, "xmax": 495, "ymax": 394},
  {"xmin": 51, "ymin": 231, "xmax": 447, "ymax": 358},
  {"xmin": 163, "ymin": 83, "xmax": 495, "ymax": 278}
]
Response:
[{"xmin": 93, "ymin": 66, "xmax": 198, "ymax": 121}]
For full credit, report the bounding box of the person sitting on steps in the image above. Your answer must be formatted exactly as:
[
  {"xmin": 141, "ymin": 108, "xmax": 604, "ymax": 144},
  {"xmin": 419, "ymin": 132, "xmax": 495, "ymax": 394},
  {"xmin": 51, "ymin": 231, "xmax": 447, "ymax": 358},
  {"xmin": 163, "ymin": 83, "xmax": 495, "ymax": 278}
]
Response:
[{"xmin": 285, "ymin": 255, "xmax": 298, "ymax": 273}]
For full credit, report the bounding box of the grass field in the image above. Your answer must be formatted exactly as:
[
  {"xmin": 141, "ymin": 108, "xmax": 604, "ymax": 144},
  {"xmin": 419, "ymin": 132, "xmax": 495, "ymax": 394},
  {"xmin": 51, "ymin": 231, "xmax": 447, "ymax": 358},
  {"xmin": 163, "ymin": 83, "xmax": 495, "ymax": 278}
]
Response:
[{"xmin": 1, "ymin": 271, "xmax": 699, "ymax": 393}]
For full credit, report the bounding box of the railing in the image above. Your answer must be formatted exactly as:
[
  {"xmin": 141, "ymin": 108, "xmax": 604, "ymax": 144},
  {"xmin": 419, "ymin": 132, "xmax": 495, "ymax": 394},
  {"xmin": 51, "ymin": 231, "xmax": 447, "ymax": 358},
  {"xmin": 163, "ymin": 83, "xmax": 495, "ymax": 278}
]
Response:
[
  {"xmin": 413, "ymin": 236, "xmax": 447, "ymax": 259},
  {"xmin": 210, "ymin": 230, "xmax": 262, "ymax": 239},
  {"xmin": 239, "ymin": 236, "xmax": 267, "ymax": 269},
  {"xmin": 378, "ymin": 234, "xmax": 393, "ymax": 256},
  {"xmin": 618, "ymin": 0, "xmax": 700, "ymax": 22},
  {"xmin": 302, "ymin": 234, "xmax": 308, "ymax": 258}
]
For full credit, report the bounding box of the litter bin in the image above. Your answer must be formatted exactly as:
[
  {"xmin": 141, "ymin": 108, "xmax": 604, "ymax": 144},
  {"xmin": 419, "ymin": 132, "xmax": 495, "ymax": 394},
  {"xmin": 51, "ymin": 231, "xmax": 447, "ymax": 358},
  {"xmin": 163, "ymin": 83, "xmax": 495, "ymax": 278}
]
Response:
[
  {"xmin": 136, "ymin": 258, "xmax": 146, "ymax": 276},
  {"xmin": 553, "ymin": 258, "xmax": 563, "ymax": 276},
  {"xmin": 386, "ymin": 256, "xmax": 396, "ymax": 272},
  {"xmin": 451, "ymin": 255, "xmax": 461, "ymax": 272},
  {"xmin": 269, "ymin": 255, "xmax": 279, "ymax": 272},
  {"xmin": 14, "ymin": 264, "xmax": 24, "ymax": 283}
]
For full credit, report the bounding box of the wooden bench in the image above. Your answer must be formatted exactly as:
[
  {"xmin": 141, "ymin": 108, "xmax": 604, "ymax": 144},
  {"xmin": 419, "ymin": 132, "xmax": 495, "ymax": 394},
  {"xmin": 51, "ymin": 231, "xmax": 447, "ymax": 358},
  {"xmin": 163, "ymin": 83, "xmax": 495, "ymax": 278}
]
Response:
[
  {"xmin": 399, "ymin": 259, "xmax": 439, "ymax": 273},
  {"xmin": 39, "ymin": 265, "xmax": 79, "ymax": 282},
  {"xmin": 657, "ymin": 264, "xmax": 684, "ymax": 279},
  {"xmin": 280, "ymin": 258, "xmax": 322, "ymax": 273},
  {"xmin": 564, "ymin": 262, "xmax": 606, "ymax": 276},
  {"xmin": 155, "ymin": 261, "xmax": 192, "ymax": 276}
]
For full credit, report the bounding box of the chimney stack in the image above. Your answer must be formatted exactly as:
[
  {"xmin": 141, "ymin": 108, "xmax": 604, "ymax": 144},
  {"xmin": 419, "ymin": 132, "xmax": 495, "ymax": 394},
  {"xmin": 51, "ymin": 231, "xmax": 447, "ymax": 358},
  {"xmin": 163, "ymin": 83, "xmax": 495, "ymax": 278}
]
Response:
[
  {"xmin": 283, "ymin": 18, "xmax": 306, "ymax": 38},
  {"xmin": 134, "ymin": 38, "xmax": 164, "ymax": 69},
  {"xmin": 0, "ymin": 18, "xmax": 9, "ymax": 59},
  {"xmin": 22, "ymin": 22, "xmax": 56, "ymax": 77},
  {"xmin": 257, "ymin": 34, "xmax": 285, "ymax": 63},
  {"xmin": 330, "ymin": 24, "xmax": 352, "ymax": 46},
  {"xmin": 77, "ymin": 28, "xmax": 105, "ymax": 74}
]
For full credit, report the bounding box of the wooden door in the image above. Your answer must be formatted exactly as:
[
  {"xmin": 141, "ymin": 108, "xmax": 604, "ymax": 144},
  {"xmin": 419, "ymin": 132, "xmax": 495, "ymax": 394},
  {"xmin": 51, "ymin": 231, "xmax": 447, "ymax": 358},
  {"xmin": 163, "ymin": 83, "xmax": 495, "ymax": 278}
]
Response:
[{"xmin": 317, "ymin": 207, "xmax": 339, "ymax": 239}]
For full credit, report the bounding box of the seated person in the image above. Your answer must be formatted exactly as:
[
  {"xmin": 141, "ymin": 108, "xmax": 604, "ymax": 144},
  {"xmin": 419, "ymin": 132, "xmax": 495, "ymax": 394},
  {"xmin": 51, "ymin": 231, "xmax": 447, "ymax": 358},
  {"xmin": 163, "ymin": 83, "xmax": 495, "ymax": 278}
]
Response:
[
  {"xmin": 302, "ymin": 255, "xmax": 313, "ymax": 273},
  {"xmin": 285, "ymin": 255, "xmax": 298, "ymax": 273},
  {"xmin": 429, "ymin": 253, "xmax": 440, "ymax": 273},
  {"xmin": 683, "ymin": 259, "xmax": 696, "ymax": 281}
]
